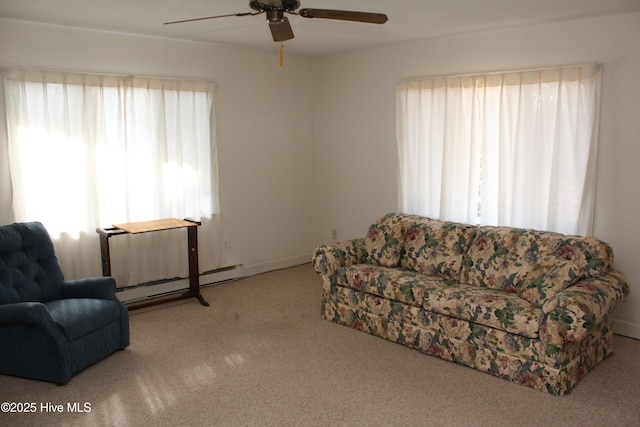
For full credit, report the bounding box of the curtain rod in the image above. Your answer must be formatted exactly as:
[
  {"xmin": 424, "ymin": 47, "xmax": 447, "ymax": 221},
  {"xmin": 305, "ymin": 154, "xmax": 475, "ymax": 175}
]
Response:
[
  {"xmin": 400, "ymin": 62, "xmax": 601, "ymax": 84},
  {"xmin": 1, "ymin": 66, "xmax": 218, "ymax": 87}
]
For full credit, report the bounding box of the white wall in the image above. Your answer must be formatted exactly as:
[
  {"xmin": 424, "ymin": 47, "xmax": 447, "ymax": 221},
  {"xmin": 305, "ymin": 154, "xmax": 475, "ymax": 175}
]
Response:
[
  {"xmin": 313, "ymin": 12, "xmax": 640, "ymax": 339},
  {"xmin": 0, "ymin": 19, "xmax": 316, "ymax": 276}
]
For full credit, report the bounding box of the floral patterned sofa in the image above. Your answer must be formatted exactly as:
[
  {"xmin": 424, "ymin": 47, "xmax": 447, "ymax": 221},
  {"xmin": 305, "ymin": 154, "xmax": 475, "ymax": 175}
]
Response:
[{"xmin": 312, "ymin": 213, "xmax": 629, "ymax": 395}]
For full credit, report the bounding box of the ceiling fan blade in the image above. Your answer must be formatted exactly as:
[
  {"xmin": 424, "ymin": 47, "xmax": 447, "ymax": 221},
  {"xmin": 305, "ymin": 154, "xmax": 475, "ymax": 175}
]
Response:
[
  {"xmin": 269, "ymin": 16, "xmax": 295, "ymax": 41},
  {"xmin": 298, "ymin": 9, "xmax": 388, "ymax": 24},
  {"xmin": 164, "ymin": 12, "xmax": 259, "ymax": 25}
]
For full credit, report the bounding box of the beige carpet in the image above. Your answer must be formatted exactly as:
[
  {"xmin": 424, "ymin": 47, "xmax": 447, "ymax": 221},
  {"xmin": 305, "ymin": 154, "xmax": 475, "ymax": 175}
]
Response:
[{"xmin": 2, "ymin": 264, "xmax": 639, "ymax": 426}]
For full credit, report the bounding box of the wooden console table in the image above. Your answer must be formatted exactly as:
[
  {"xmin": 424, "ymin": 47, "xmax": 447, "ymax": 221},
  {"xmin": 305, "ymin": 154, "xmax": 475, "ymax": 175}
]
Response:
[{"xmin": 96, "ymin": 218, "xmax": 209, "ymax": 310}]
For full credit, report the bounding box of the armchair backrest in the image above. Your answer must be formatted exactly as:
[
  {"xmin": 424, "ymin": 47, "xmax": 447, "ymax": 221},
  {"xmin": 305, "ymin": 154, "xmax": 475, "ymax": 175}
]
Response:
[{"xmin": 0, "ymin": 222, "xmax": 65, "ymax": 304}]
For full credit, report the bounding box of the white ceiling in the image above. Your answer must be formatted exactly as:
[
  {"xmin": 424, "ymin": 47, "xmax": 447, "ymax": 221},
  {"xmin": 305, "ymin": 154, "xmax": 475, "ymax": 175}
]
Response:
[{"xmin": 1, "ymin": 0, "xmax": 640, "ymax": 57}]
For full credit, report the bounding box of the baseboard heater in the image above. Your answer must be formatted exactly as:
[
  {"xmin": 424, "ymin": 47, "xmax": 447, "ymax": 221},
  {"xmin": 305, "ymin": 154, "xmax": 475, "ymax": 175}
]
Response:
[{"xmin": 116, "ymin": 265, "xmax": 245, "ymax": 304}]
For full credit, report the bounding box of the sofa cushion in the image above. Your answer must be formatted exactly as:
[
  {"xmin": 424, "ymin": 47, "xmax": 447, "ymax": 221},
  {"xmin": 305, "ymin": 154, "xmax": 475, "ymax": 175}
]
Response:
[
  {"xmin": 518, "ymin": 257, "xmax": 582, "ymax": 306},
  {"xmin": 401, "ymin": 218, "xmax": 476, "ymax": 279},
  {"xmin": 555, "ymin": 236, "xmax": 614, "ymax": 278},
  {"xmin": 423, "ymin": 283, "xmax": 542, "ymax": 338},
  {"xmin": 365, "ymin": 221, "xmax": 404, "ymax": 267},
  {"xmin": 461, "ymin": 227, "xmax": 586, "ymax": 306},
  {"xmin": 44, "ymin": 298, "xmax": 122, "ymax": 341},
  {"xmin": 364, "ymin": 213, "xmax": 429, "ymax": 267},
  {"xmin": 338, "ymin": 265, "xmax": 453, "ymax": 308}
]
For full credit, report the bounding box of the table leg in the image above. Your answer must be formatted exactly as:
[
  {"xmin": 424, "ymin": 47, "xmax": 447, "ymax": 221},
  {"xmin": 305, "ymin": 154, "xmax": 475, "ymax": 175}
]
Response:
[
  {"xmin": 99, "ymin": 233, "xmax": 112, "ymax": 277},
  {"xmin": 187, "ymin": 225, "xmax": 209, "ymax": 307}
]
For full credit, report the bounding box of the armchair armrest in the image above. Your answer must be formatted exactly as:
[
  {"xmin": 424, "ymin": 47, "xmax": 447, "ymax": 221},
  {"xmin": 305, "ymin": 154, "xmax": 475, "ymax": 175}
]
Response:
[
  {"xmin": 540, "ymin": 269, "xmax": 629, "ymax": 346},
  {"xmin": 61, "ymin": 276, "xmax": 118, "ymax": 301},
  {"xmin": 0, "ymin": 302, "xmax": 52, "ymax": 326},
  {"xmin": 312, "ymin": 238, "xmax": 366, "ymax": 277}
]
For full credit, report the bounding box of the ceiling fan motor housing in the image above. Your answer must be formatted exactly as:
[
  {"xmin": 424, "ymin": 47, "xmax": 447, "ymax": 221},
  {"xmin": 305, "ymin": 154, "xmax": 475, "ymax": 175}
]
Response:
[
  {"xmin": 266, "ymin": 10, "xmax": 284, "ymax": 23},
  {"xmin": 250, "ymin": 1, "xmax": 301, "ymax": 13}
]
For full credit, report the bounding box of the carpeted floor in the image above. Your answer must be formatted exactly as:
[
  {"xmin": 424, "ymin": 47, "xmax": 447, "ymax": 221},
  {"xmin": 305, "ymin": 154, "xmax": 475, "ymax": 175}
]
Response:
[{"xmin": 1, "ymin": 263, "xmax": 639, "ymax": 426}]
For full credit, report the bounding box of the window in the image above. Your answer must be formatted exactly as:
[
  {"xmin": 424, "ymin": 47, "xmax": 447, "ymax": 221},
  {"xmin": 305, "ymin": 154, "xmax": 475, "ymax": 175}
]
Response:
[
  {"xmin": 396, "ymin": 64, "xmax": 601, "ymax": 235},
  {"xmin": 3, "ymin": 69, "xmax": 222, "ymax": 284}
]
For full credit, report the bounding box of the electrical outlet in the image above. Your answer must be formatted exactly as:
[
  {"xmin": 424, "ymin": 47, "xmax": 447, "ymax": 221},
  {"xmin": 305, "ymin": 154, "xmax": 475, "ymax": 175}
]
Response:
[
  {"xmin": 224, "ymin": 241, "xmax": 231, "ymax": 251},
  {"xmin": 331, "ymin": 229, "xmax": 338, "ymax": 240}
]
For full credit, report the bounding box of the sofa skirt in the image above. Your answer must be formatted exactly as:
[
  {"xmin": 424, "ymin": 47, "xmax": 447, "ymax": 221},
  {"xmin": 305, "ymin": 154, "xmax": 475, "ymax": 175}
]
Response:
[{"xmin": 321, "ymin": 287, "xmax": 614, "ymax": 396}]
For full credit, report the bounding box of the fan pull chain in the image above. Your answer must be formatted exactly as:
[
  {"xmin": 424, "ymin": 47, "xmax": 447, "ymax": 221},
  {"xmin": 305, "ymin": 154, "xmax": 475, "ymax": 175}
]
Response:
[{"xmin": 280, "ymin": 43, "xmax": 284, "ymax": 70}]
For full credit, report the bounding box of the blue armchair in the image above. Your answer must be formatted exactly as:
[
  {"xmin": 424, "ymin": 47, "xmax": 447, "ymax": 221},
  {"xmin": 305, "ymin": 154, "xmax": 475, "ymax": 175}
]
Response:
[{"xmin": 0, "ymin": 221, "xmax": 129, "ymax": 384}]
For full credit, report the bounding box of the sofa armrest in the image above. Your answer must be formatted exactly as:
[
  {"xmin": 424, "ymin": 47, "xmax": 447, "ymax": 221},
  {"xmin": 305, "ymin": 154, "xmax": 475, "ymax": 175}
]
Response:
[
  {"xmin": 312, "ymin": 238, "xmax": 366, "ymax": 277},
  {"xmin": 61, "ymin": 276, "xmax": 118, "ymax": 301},
  {"xmin": 540, "ymin": 269, "xmax": 629, "ymax": 346},
  {"xmin": 0, "ymin": 302, "xmax": 52, "ymax": 326}
]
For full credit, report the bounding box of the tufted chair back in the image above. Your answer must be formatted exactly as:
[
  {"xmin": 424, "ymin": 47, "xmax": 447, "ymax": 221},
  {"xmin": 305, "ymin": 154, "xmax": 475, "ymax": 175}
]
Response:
[{"xmin": 0, "ymin": 222, "xmax": 65, "ymax": 304}]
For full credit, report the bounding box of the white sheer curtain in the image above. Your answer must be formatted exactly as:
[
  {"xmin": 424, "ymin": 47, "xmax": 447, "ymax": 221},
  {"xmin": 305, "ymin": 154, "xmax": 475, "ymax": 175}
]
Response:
[
  {"xmin": 397, "ymin": 64, "xmax": 601, "ymax": 235},
  {"xmin": 3, "ymin": 69, "xmax": 222, "ymax": 286}
]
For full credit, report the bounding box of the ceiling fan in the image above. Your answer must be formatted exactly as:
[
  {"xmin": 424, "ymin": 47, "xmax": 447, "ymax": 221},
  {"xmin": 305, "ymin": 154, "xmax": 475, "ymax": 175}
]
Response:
[{"xmin": 164, "ymin": 0, "xmax": 388, "ymax": 42}]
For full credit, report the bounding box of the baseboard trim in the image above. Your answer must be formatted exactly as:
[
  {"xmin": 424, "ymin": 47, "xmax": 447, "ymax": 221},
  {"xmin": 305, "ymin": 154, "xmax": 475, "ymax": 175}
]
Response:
[
  {"xmin": 612, "ymin": 319, "xmax": 640, "ymax": 340},
  {"xmin": 116, "ymin": 265, "xmax": 244, "ymax": 303},
  {"xmin": 115, "ymin": 255, "xmax": 313, "ymax": 303},
  {"xmin": 243, "ymin": 253, "xmax": 312, "ymax": 277}
]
